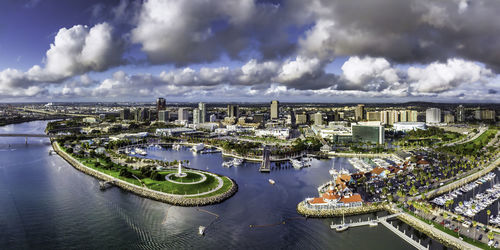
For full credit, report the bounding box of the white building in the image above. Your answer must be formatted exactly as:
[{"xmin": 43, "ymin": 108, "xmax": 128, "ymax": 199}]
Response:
[
  {"xmin": 393, "ymin": 122, "xmax": 426, "ymax": 132},
  {"xmin": 178, "ymin": 108, "xmax": 189, "ymax": 122},
  {"xmin": 314, "ymin": 112, "xmax": 323, "ymax": 125},
  {"xmin": 193, "ymin": 108, "xmax": 201, "ymax": 124},
  {"xmin": 255, "ymin": 128, "xmax": 290, "ymax": 139},
  {"xmin": 426, "ymin": 108, "xmax": 441, "ymax": 124}
]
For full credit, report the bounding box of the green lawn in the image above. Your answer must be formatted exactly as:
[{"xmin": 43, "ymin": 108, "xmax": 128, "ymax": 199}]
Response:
[
  {"xmin": 168, "ymin": 172, "xmax": 204, "ymax": 183},
  {"xmin": 62, "ymin": 145, "xmax": 232, "ymax": 196}
]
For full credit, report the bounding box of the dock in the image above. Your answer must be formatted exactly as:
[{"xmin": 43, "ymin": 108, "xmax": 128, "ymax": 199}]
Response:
[
  {"xmin": 259, "ymin": 146, "xmax": 271, "ymax": 172},
  {"xmin": 330, "ymin": 213, "xmax": 428, "ymax": 250}
]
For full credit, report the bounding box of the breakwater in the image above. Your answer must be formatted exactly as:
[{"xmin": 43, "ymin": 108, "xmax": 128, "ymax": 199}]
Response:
[
  {"xmin": 52, "ymin": 141, "xmax": 237, "ymax": 207},
  {"xmin": 296, "ymin": 201, "xmax": 385, "ymax": 217}
]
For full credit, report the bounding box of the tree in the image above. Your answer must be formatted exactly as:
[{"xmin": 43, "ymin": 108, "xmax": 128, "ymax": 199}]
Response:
[{"xmin": 487, "ymin": 209, "xmax": 491, "ymax": 226}]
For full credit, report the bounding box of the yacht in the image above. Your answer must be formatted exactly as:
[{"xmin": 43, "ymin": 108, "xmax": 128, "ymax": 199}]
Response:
[
  {"xmin": 172, "ymin": 143, "xmax": 181, "ymax": 150},
  {"xmin": 232, "ymin": 158, "xmax": 244, "ymax": 166},
  {"xmin": 198, "ymin": 226, "xmax": 206, "ymax": 235},
  {"xmin": 369, "ymin": 220, "xmax": 378, "ymax": 227},
  {"xmin": 332, "ymin": 213, "xmax": 348, "ymax": 232},
  {"xmin": 291, "ymin": 159, "xmax": 304, "ymax": 169},
  {"xmin": 269, "ymin": 179, "xmax": 275, "ymax": 185},
  {"xmin": 191, "ymin": 143, "xmax": 205, "ymax": 152},
  {"xmin": 222, "ymin": 161, "xmax": 233, "ymax": 168},
  {"xmin": 135, "ymin": 148, "xmax": 147, "ymax": 156}
]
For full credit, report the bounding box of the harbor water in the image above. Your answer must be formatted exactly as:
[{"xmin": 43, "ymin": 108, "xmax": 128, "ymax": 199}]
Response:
[{"xmin": 0, "ymin": 121, "xmax": 444, "ymax": 249}]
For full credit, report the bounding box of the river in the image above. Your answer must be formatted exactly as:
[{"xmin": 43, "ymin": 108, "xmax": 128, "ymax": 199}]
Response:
[{"xmin": 0, "ymin": 121, "xmax": 444, "ymax": 249}]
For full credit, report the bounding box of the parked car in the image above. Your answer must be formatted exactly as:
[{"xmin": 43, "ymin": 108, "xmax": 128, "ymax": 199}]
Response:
[{"xmin": 478, "ymin": 234, "xmax": 483, "ymax": 241}]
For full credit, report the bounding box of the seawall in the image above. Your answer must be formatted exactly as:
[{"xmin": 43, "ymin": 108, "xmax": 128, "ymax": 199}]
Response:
[{"xmin": 52, "ymin": 141, "xmax": 237, "ymax": 207}]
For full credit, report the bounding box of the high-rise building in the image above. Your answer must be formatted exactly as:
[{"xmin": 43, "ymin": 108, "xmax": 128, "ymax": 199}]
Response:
[
  {"xmin": 352, "ymin": 123, "xmax": 385, "ymax": 144},
  {"xmin": 270, "ymin": 100, "xmax": 279, "ymax": 120},
  {"xmin": 134, "ymin": 108, "xmax": 149, "ymax": 122},
  {"xmin": 456, "ymin": 105, "xmax": 465, "ymax": 122},
  {"xmin": 209, "ymin": 114, "xmax": 217, "ymax": 122},
  {"xmin": 296, "ymin": 113, "xmax": 308, "ymax": 125},
  {"xmin": 355, "ymin": 104, "xmax": 365, "ymax": 121},
  {"xmin": 399, "ymin": 110, "xmax": 408, "ymax": 122},
  {"xmin": 426, "ymin": 108, "xmax": 441, "ymax": 123},
  {"xmin": 193, "ymin": 108, "xmax": 201, "ymax": 124},
  {"xmin": 158, "ymin": 110, "xmax": 169, "ymax": 122},
  {"xmin": 367, "ymin": 111, "xmax": 381, "ymax": 121},
  {"xmin": 120, "ymin": 108, "xmax": 131, "ymax": 120},
  {"xmin": 157, "ymin": 97, "xmax": 166, "ymax": 117},
  {"xmin": 227, "ymin": 105, "xmax": 239, "ymax": 118},
  {"xmin": 178, "ymin": 108, "xmax": 189, "ymax": 121},
  {"xmin": 198, "ymin": 102, "xmax": 206, "ymax": 123},
  {"xmin": 476, "ymin": 109, "xmax": 496, "ymax": 120},
  {"xmin": 444, "ymin": 113, "xmax": 455, "ymax": 123},
  {"xmin": 408, "ymin": 110, "xmax": 418, "ymax": 122},
  {"xmin": 314, "ymin": 112, "xmax": 323, "ymax": 126}
]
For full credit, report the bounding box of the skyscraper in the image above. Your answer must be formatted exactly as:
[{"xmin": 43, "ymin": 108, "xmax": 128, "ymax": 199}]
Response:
[
  {"xmin": 227, "ymin": 105, "xmax": 239, "ymax": 118},
  {"xmin": 193, "ymin": 108, "xmax": 201, "ymax": 124},
  {"xmin": 156, "ymin": 97, "xmax": 166, "ymax": 118},
  {"xmin": 426, "ymin": 108, "xmax": 441, "ymax": 123},
  {"xmin": 456, "ymin": 105, "xmax": 465, "ymax": 122},
  {"xmin": 314, "ymin": 112, "xmax": 323, "ymax": 125},
  {"xmin": 198, "ymin": 102, "xmax": 206, "ymax": 123},
  {"xmin": 355, "ymin": 104, "xmax": 365, "ymax": 121},
  {"xmin": 270, "ymin": 100, "xmax": 279, "ymax": 120},
  {"xmin": 178, "ymin": 108, "xmax": 189, "ymax": 121},
  {"xmin": 158, "ymin": 110, "xmax": 169, "ymax": 122},
  {"xmin": 120, "ymin": 108, "xmax": 130, "ymax": 120}
]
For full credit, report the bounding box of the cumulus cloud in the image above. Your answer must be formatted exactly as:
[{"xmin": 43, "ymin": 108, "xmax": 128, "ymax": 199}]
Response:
[
  {"xmin": 340, "ymin": 56, "xmax": 400, "ymax": 91},
  {"xmin": 407, "ymin": 58, "xmax": 492, "ymax": 93}
]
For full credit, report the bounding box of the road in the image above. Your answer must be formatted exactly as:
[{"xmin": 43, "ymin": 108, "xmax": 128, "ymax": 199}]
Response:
[{"xmin": 442, "ymin": 126, "xmax": 488, "ymax": 147}]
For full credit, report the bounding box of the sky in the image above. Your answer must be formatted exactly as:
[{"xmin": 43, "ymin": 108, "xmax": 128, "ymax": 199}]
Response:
[{"xmin": 0, "ymin": 0, "xmax": 499, "ymax": 103}]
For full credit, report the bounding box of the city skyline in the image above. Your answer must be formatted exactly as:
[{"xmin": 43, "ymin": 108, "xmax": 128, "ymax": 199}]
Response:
[{"xmin": 1, "ymin": 0, "xmax": 500, "ymax": 103}]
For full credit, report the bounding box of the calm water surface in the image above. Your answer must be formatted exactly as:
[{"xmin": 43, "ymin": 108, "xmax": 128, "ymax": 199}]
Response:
[{"xmin": 0, "ymin": 121, "xmax": 444, "ymax": 249}]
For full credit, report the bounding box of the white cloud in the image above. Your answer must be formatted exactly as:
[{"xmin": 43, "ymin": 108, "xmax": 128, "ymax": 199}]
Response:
[
  {"xmin": 407, "ymin": 58, "xmax": 492, "ymax": 93},
  {"xmin": 341, "ymin": 56, "xmax": 399, "ymax": 89}
]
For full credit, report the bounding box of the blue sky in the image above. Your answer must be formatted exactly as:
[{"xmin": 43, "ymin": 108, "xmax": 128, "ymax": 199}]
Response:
[{"xmin": 0, "ymin": 0, "xmax": 499, "ymax": 103}]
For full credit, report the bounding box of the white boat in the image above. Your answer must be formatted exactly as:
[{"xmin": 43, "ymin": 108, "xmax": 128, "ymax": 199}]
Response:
[
  {"xmin": 191, "ymin": 143, "xmax": 204, "ymax": 152},
  {"xmin": 369, "ymin": 221, "xmax": 378, "ymax": 227},
  {"xmin": 232, "ymin": 158, "xmax": 244, "ymax": 166},
  {"xmin": 134, "ymin": 148, "xmax": 147, "ymax": 156},
  {"xmin": 172, "ymin": 143, "xmax": 181, "ymax": 150},
  {"xmin": 291, "ymin": 159, "xmax": 304, "ymax": 169},
  {"xmin": 198, "ymin": 226, "xmax": 205, "ymax": 235},
  {"xmin": 269, "ymin": 179, "xmax": 275, "ymax": 185},
  {"xmin": 222, "ymin": 161, "xmax": 233, "ymax": 168},
  {"xmin": 332, "ymin": 212, "xmax": 349, "ymax": 232}
]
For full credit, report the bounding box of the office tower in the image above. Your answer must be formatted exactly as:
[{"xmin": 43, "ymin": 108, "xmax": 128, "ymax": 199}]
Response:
[
  {"xmin": 209, "ymin": 114, "xmax": 217, "ymax": 122},
  {"xmin": 400, "ymin": 110, "xmax": 408, "ymax": 122},
  {"xmin": 296, "ymin": 113, "xmax": 307, "ymax": 125},
  {"xmin": 355, "ymin": 104, "xmax": 365, "ymax": 121},
  {"xmin": 134, "ymin": 108, "xmax": 149, "ymax": 122},
  {"xmin": 227, "ymin": 105, "xmax": 239, "ymax": 118},
  {"xmin": 178, "ymin": 108, "xmax": 189, "ymax": 121},
  {"xmin": 426, "ymin": 108, "xmax": 441, "ymax": 123},
  {"xmin": 314, "ymin": 112, "xmax": 323, "ymax": 126},
  {"xmin": 158, "ymin": 110, "xmax": 169, "ymax": 122},
  {"xmin": 444, "ymin": 113, "xmax": 455, "ymax": 123},
  {"xmin": 367, "ymin": 111, "xmax": 381, "ymax": 121},
  {"xmin": 289, "ymin": 110, "xmax": 296, "ymax": 126},
  {"xmin": 456, "ymin": 105, "xmax": 465, "ymax": 122},
  {"xmin": 157, "ymin": 97, "xmax": 166, "ymax": 118},
  {"xmin": 198, "ymin": 102, "xmax": 206, "ymax": 123},
  {"xmin": 193, "ymin": 108, "xmax": 201, "ymax": 124},
  {"xmin": 120, "ymin": 108, "xmax": 130, "ymax": 120},
  {"xmin": 270, "ymin": 100, "xmax": 279, "ymax": 120},
  {"xmin": 476, "ymin": 109, "xmax": 496, "ymax": 120},
  {"xmin": 352, "ymin": 124, "xmax": 385, "ymax": 144}
]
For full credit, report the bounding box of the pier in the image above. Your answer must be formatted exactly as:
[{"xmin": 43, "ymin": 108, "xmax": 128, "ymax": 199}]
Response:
[
  {"xmin": 99, "ymin": 179, "xmax": 117, "ymax": 190},
  {"xmin": 330, "ymin": 213, "xmax": 428, "ymax": 250},
  {"xmin": 259, "ymin": 146, "xmax": 271, "ymax": 172}
]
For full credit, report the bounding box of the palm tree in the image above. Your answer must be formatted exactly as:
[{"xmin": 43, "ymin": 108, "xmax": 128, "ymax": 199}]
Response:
[{"xmin": 472, "ymin": 221, "xmax": 478, "ymax": 241}]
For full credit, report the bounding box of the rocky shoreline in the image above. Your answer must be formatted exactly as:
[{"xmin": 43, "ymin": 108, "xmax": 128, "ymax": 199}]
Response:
[
  {"xmin": 296, "ymin": 201, "xmax": 385, "ymax": 217},
  {"xmin": 52, "ymin": 141, "xmax": 238, "ymax": 207}
]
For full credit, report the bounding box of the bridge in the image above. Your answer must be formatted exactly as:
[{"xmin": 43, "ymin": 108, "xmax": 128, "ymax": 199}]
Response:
[
  {"xmin": 259, "ymin": 146, "xmax": 271, "ymax": 172},
  {"xmin": 0, "ymin": 133, "xmax": 59, "ymax": 144}
]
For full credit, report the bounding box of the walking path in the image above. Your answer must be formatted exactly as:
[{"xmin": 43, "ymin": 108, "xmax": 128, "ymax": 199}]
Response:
[{"xmin": 442, "ymin": 126, "xmax": 487, "ymax": 147}]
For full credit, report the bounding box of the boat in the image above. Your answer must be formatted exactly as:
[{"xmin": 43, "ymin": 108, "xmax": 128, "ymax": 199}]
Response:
[
  {"xmin": 198, "ymin": 226, "xmax": 205, "ymax": 235},
  {"xmin": 191, "ymin": 143, "xmax": 205, "ymax": 152},
  {"xmin": 134, "ymin": 148, "xmax": 147, "ymax": 156},
  {"xmin": 232, "ymin": 158, "xmax": 244, "ymax": 166},
  {"xmin": 269, "ymin": 179, "xmax": 275, "ymax": 185},
  {"xmin": 222, "ymin": 161, "xmax": 233, "ymax": 168},
  {"xmin": 332, "ymin": 212, "xmax": 348, "ymax": 232},
  {"xmin": 291, "ymin": 159, "xmax": 304, "ymax": 169},
  {"xmin": 369, "ymin": 220, "xmax": 378, "ymax": 227},
  {"xmin": 172, "ymin": 143, "xmax": 181, "ymax": 150}
]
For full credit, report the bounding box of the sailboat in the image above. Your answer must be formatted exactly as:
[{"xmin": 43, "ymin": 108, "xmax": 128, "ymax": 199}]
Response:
[{"xmin": 331, "ymin": 211, "xmax": 349, "ymax": 232}]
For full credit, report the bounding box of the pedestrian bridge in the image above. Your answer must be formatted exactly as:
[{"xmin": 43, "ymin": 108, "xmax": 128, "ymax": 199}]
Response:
[{"xmin": 0, "ymin": 133, "xmax": 54, "ymax": 138}]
